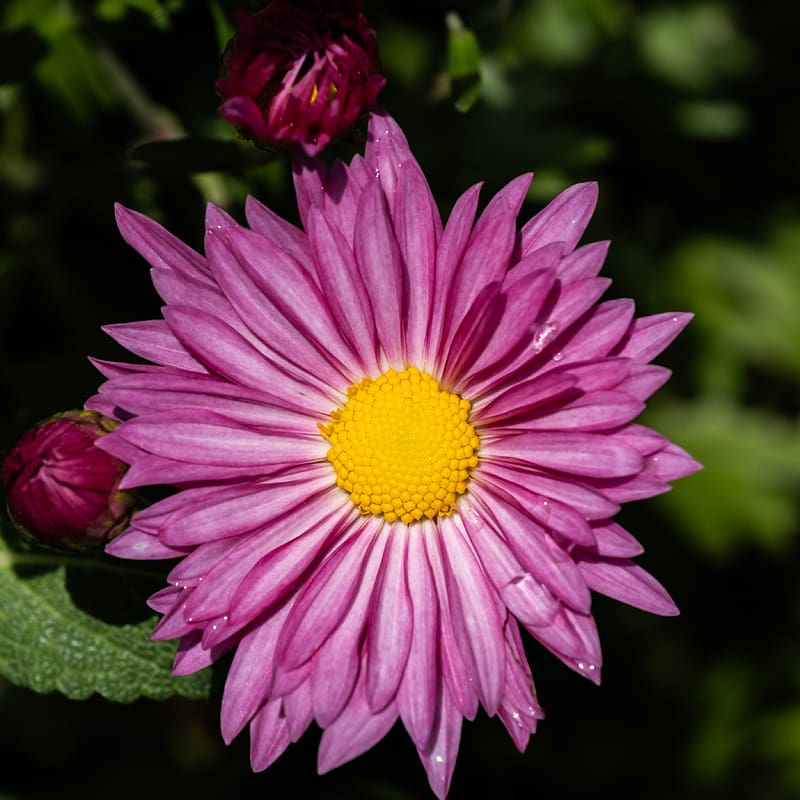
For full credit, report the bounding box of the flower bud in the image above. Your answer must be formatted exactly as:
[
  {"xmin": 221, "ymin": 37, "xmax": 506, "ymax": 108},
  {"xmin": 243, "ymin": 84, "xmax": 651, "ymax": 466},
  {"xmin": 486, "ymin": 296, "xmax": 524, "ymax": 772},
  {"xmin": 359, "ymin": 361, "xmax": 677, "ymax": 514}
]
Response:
[
  {"xmin": 216, "ymin": 0, "xmax": 386, "ymax": 155},
  {"xmin": 2, "ymin": 410, "xmax": 135, "ymax": 551}
]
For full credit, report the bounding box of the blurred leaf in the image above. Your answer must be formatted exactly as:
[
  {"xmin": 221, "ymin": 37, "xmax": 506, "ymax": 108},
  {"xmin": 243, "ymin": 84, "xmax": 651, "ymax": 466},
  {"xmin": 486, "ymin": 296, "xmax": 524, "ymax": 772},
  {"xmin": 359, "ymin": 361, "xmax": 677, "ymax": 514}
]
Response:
[
  {"xmin": 379, "ymin": 21, "xmax": 432, "ymax": 88},
  {"xmin": 36, "ymin": 31, "xmax": 119, "ymax": 122},
  {"xmin": 512, "ymin": 0, "xmax": 620, "ymax": 66},
  {"xmin": 446, "ymin": 12, "xmax": 481, "ymax": 79},
  {"xmin": 686, "ymin": 662, "xmax": 754, "ymax": 786},
  {"xmin": 94, "ymin": 0, "xmax": 185, "ymax": 29},
  {"xmin": 209, "ymin": 0, "xmax": 234, "ymax": 53},
  {"xmin": 0, "ymin": 525, "xmax": 210, "ymax": 703},
  {"xmin": 445, "ymin": 12, "xmax": 483, "ymax": 112},
  {"xmin": 637, "ymin": 3, "xmax": 755, "ymax": 91},
  {"xmin": 0, "ymin": 27, "xmax": 49, "ymax": 84},
  {"xmin": 671, "ymin": 225, "xmax": 800, "ymax": 395},
  {"xmin": 677, "ymin": 99, "xmax": 749, "ymax": 139},
  {"xmin": 128, "ymin": 137, "xmax": 276, "ymax": 173},
  {"xmin": 649, "ymin": 399, "xmax": 800, "ymax": 556}
]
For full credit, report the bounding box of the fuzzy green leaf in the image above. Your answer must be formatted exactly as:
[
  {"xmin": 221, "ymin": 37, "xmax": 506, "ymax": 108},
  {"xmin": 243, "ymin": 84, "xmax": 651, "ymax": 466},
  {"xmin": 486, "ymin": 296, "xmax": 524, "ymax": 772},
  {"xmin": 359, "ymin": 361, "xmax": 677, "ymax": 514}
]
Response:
[{"xmin": 0, "ymin": 525, "xmax": 210, "ymax": 703}]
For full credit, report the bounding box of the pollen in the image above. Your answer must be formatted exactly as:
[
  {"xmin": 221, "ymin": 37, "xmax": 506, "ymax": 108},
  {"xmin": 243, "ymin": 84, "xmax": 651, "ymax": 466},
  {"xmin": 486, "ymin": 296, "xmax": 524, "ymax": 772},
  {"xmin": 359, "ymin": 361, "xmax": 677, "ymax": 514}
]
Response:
[{"xmin": 320, "ymin": 367, "xmax": 480, "ymax": 525}]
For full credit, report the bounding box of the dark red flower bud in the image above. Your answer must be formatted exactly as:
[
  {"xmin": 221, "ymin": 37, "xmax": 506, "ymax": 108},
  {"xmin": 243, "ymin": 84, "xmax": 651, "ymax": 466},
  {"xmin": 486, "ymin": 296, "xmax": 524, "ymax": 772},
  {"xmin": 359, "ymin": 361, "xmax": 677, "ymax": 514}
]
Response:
[
  {"xmin": 2, "ymin": 410, "xmax": 135, "ymax": 551},
  {"xmin": 216, "ymin": 0, "xmax": 386, "ymax": 155}
]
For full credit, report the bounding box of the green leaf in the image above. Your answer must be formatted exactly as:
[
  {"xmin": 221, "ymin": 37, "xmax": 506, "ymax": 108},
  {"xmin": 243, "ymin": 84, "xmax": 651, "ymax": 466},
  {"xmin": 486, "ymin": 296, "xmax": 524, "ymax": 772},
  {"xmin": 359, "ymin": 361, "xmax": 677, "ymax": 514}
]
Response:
[
  {"xmin": 648, "ymin": 399, "xmax": 800, "ymax": 557},
  {"xmin": 671, "ymin": 226, "xmax": 800, "ymax": 396},
  {"xmin": 0, "ymin": 524, "xmax": 210, "ymax": 703},
  {"xmin": 446, "ymin": 13, "xmax": 481, "ymax": 80}
]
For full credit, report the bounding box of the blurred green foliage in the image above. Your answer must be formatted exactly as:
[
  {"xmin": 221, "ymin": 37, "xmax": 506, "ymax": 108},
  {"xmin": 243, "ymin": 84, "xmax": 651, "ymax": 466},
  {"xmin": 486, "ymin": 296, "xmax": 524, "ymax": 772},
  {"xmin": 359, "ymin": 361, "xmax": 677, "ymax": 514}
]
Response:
[{"xmin": 1, "ymin": 0, "xmax": 798, "ymax": 798}]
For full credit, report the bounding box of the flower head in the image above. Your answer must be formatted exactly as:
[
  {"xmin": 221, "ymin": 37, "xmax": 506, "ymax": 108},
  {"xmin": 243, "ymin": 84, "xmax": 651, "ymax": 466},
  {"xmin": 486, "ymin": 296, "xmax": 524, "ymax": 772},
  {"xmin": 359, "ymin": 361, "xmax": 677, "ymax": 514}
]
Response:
[
  {"xmin": 216, "ymin": 0, "xmax": 385, "ymax": 155},
  {"xmin": 2, "ymin": 410, "xmax": 134, "ymax": 550},
  {"xmin": 89, "ymin": 109, "xmax": 700, "ymax": 797}
]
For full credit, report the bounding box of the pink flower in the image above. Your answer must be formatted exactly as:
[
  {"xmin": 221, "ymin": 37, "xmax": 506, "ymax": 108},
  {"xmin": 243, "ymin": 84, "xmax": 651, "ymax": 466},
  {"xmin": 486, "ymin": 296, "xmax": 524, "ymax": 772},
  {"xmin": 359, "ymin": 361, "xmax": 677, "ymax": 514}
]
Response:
[
  {"xmin": 216, "ymin": 0, "xmax": 385, "ymax": 155},
  {"xmin": 89, "ymin": 109, "xmax": 700, "ymax": 797},
  {"xmin": 2, "ymin": 410, "xmax": 134, "ymax": 550}
]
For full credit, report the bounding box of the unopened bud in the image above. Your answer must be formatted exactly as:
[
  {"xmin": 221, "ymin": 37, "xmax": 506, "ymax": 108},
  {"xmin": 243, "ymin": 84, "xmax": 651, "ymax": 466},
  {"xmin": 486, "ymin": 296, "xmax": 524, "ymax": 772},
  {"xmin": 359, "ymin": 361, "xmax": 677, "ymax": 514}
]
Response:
[
  {"xmin": 216, "ymin": 0, "xmax": 386, "ymax": 155},
  {"xmin": 2, "ymin": 410, "xmax": 135, "ymax": 551}
]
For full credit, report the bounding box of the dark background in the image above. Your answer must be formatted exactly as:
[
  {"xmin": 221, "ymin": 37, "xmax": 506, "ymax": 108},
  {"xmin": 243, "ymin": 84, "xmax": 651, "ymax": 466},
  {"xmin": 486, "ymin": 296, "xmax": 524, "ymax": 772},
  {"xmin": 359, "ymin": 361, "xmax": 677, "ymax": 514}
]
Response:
[{"xmin": 1, "ymin": 1, "xmax": 799, "ymax": 797}]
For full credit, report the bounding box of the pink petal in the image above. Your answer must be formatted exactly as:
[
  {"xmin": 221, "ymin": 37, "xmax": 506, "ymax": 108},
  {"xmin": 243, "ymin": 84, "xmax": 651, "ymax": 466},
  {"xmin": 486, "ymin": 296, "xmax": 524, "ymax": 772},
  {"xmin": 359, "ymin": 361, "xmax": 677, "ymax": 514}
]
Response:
[
  {"xmin": 105, "ymin": 527, "xmax": 186, "ymax": 560},
  {"xmin": 473, "ymin": 490, "xmax": 591, "ymax": 614},
  {"xmin": 276, "ymin": 522, "xmax": 380, "ymax": 671},
  {"xmin": 365, "ymin": 106, "xmax": 416, "ymax": 199},
  {"xmin": 512, "ymin": 390, "xmax": 644, "ymax": 432},
  {"xmin": 475, "ymin": 372, "xmax": 579, "ymax": 425},
  {"xmin": 557, "ymin": 240, "xmax": 610, "ymax": 282},
  {"xmin": 474, "ymin": 471, "xmax": 596, "ymax": 548},
  {"xmin": 220, "ymin": 602, "xmax": 292, "ymax": 743},
  {"xmin": 460, "ymin": 504, "xmax": 559, "ymax": 627},
  {"xmin": 309, "ymin": 524, "xmax": 389, "ymax": 726},
  {"xmin": 527, "ymin": 606, "xmax": 602, "ymax": 683},
  {"xmin": 612, "ymin": 312, "xmax": 693, "ymax": 362},
  {"xmin": 291, "ymin": 149, "xmax": 328, "ymax": 232},
  {"xmin": 440, "ymin": 204, "xmax": 516, "ymax": 361},
  {"xmin": 316, "ymin": 665, "xmax": 398, "ymax": 773},
  {"xmin": 366, "ymin": 527, "xmax": 413, "ymax": 712},
  {"xmin": 249, "ymin": 699, "xmax": 292, "ymax": 771},
  {"xmin": 214, "ymin": 225, "xmax": 359, "ymax": 377},
  {"xmin": 425, "ymin": 183, "xmax": 482, "ymax": 365},
  {"xmin": 163, "ymin": 304, "xmax": 331, "ymax": 412},
  {"xmin": 306, "ymin": 206, "xmax": 380, "ymax": 375},
  {"xmin": 416, "ymin": 686, "xmax": 462, "ymax": 800},
  {"xmin": 353, "ymin": 179, "xmax": 405, "ymax": 364},
  {"xmin": 202, "ymin": 230, "xmax": 350, "ymax": 389},
  {"xmin": 476, "ymin": 460, "xmax": 619, "ymax": 522},
  {"xmin": 180, "ymin": 494, "xmax": 345, "ymax": 623},
  {"xmin": 423, "ymin": 521, "xmax": 479, "ymax": 720},
  {"xmin": 484, "ymin": 430, "xmax": 644, "ymax": 479},
  {"xmin": 394, "ymin": 163, "xmax": 439, "ymax": 363},
  {"xmin": 458, "ymin": 266, "xmax": 559, "ymax": 387},
  {"xmin": 244, "ymin": 194, "xmax": 312, "ymax": 267},
  {"xmin": 438, "ymin": 518, "xmax": 505, "ymax": 716},
  {"xmin": 519, "ymin": 182, "xmax": 598, "ymax": 256},
  {"xmin": 114, "ymin": 203, "xmax": 213, "ymax": 283},
  {"xmin": 102, "ymin": 320, "xmax": 208, "ymax": 374},
  {"xmin": 117, "ymin": 410, "xmax": 323, "ymax": 468},
  {"xmin": 615, "ymin": 363, "xmax": 672, "ymax": 401},
  {"xmin": 498, "ymin": 619, "xmax": 544, "ymax": 751},
  {"xmin": 397, "ymin": 527, "xmax": 440, "ymax": 751},
  {"xmin": 282, "ymin": 682, "xmax": 314, "ymax": 742},
  {"xmin": 589, "ymin": 521, "xmax": 644, "ymax": 558},
  {"xmin": 576, "ymin": 555, "xmax": 679, "ymax": 616},
  {"xmin": 160, "ymin": 474, "xmax": 333, "ymax": 547}
]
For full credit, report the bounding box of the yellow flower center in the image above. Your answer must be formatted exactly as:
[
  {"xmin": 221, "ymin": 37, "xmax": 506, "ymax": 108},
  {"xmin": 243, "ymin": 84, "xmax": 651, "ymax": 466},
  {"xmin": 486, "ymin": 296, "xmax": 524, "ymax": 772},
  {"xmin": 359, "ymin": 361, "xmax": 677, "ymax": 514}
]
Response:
[{"xmin": 320, "ymin": 367, "xmax": 480, "ymax": 524}]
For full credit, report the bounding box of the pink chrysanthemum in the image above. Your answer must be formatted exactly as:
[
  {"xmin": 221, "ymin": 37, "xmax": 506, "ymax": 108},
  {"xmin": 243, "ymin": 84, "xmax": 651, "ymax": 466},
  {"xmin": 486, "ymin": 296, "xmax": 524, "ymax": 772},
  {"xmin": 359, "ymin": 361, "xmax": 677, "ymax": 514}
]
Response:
[
  {"xmin": 216, "ymin": 0, "xmax": 385, "ymax": 155},
  {"xmin": 88, "ymin": 109, "xmax": 699, "ymax": 797}
]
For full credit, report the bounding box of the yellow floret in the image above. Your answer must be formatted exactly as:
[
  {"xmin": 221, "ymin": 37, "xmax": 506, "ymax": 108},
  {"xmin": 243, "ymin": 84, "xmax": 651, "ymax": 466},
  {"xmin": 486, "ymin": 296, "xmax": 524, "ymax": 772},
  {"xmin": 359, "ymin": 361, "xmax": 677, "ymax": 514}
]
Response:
[{"xmin": 320, "ymin": 368, "xmax": 480, "ymax": 525}]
